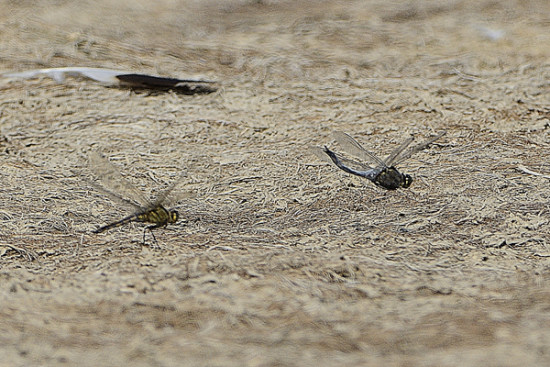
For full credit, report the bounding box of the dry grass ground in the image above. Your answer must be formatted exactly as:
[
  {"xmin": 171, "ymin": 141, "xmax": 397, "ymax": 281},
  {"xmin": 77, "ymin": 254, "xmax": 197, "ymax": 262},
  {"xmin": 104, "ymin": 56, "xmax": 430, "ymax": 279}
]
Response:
[{"xmin": 0, "ymin": 0, "xmax": 549, "ymax": 366}]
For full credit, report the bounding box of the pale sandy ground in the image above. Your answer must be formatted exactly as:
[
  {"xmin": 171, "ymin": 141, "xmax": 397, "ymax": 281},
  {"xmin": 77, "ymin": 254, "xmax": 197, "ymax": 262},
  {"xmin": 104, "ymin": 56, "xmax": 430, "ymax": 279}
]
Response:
[{"xmin": 0, "ymin": 1, "xmax": 549, "ymax": 366}]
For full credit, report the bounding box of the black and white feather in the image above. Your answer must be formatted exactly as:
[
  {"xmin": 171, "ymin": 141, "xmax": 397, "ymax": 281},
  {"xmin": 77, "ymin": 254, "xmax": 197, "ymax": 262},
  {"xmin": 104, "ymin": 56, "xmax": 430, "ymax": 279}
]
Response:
[{"xmin": 3, "ymin": 67, "xmax": 217, "ymax": 94}]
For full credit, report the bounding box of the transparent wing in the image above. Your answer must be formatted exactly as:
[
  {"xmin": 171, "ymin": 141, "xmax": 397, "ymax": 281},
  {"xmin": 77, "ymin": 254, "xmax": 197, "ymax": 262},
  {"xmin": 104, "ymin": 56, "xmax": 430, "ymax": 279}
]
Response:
[
  {"xmin": 83, "ymin": 175, "xmax": 143, "ymax": 211},
  {"xmin": 88, "ymin": 151, "xmax": 152, "ymax": 209},
  {"xmin": 391, "ymin": 131, "xmax": 447, "ymax": 166},
  {"xmin": 333, "ymin": 132, "xmax": 386, "ymax": 167},
  {"xmin": 311, "ymin": 146, "xmax": 335, "ymax": 164},
  {"xmin": 383, "ymin": 136, "xmax": 414, "ymax": 166},
  {"xmin": 311, "ymin": 146, "xmax": 372, "ymax": 171},
  {"xmin": 151, "ymin": 170, "xmax": 187, "ymax": 208}
]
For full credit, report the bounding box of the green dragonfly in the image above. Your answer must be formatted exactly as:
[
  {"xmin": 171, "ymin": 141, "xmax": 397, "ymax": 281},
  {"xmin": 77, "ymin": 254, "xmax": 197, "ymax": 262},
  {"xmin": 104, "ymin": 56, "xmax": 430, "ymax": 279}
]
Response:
[{"xmin": 88, "ymin": 151, "xmax": 181, "ymax": 243}]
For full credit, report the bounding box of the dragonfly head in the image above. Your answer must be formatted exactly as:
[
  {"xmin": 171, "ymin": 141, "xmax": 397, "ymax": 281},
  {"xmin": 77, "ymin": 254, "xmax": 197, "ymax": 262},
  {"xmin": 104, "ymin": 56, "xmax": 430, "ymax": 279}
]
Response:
[
  {"xmin": 169, "ymin": 210, "xmax": 179, "ymax": 223},
  {"xmin": 402, "ymin": 174, "xmax": 413, "ymax": 188}
]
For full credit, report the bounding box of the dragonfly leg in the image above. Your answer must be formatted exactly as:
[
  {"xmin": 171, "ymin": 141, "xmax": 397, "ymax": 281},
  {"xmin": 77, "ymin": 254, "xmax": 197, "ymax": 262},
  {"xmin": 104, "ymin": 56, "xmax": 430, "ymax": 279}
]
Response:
[{"xmin": 144, "ymin": 223, "xmax": 165, "ymax": 245}]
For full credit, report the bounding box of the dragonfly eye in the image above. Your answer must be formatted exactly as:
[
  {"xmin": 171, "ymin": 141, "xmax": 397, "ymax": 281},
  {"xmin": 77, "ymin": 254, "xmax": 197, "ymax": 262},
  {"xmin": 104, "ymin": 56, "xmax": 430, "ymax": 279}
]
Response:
[
  {"xmin": 170, "ymin": 211, "xmax": 179, "ymax": 222},
  {"xmin": 402, "ymin": 174, "xmax": 413, "ymax": 188}
]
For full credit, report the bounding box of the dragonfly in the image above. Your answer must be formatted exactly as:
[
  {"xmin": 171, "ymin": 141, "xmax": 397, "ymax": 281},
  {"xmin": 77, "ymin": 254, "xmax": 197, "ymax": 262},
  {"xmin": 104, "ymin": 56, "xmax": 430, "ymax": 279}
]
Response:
[
  {"xmin": 315, "ymin": 131, "xmax": 446, "ymax": 190},
  {"xmin": 87, "ymin": 151, "xmax": 181, "ymax": 243}
]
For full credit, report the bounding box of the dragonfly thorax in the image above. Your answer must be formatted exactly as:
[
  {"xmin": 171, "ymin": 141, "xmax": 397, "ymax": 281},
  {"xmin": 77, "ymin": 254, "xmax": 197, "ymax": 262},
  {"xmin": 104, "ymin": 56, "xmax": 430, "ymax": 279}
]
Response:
[
  {"xmin": 136, "ymin": 206, "xmax": 178, "ymax": 226},
  {"xmin": 374, "ymin": 167, "xmax": 413, "ymax": 190}
]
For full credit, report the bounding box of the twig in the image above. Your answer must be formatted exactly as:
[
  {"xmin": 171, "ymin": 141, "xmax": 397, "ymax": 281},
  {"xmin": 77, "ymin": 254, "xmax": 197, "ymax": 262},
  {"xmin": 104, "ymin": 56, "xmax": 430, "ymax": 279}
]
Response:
[{"xmin": 517, "ymin": 165, "xmax": 550, "ymax": 179}]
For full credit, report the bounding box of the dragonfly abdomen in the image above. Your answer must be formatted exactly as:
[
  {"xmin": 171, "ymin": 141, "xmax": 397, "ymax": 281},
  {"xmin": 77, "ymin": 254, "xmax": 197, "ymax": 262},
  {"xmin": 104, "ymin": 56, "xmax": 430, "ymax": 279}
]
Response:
[
  {"xmin": 93, "ymin": 213, "xmax": 140, "ymax": 233},
  {"xmin": 323, "ymin": 146, "xmax": 380, "ymax": 181}
]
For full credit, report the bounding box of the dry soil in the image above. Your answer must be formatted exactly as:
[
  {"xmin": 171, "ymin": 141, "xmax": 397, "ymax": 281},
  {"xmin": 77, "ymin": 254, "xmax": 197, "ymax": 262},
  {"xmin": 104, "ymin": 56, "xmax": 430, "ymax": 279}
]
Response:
[{"xmin": 0, "ymin": 1, "xmax": 549, "ymax": 366}]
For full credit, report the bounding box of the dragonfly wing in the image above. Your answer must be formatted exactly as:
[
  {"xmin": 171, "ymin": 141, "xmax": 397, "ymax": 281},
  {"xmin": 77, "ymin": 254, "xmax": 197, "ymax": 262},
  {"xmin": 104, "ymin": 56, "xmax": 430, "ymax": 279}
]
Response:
[
  {"xmin": 313, "ymin": 146, "xmax": 373, "ymax": 170},
  {"xmin": 88, "ymin": 151, "xmax": 151, "ymax": 209},
  {"xmin": 84, "ymin": 176, "xmax": 143, "ymax": 211},
  {"xmin": 311, "ymin": 146, "xmax": 334, "ymax": 164},
  {"xmin": 391, "ymin": 131, "xmax": 446, "ymax": 166},
  {"xmin": 333, "ymin": 132, "xmax": 386, "ymax": 167},
  {"xmin": 151, "ymin": 171, "xmax": 187, "ymax": 209},
  {"xmin": 383, "ymin": 136, "xmax": 414, "ymax": 166}
]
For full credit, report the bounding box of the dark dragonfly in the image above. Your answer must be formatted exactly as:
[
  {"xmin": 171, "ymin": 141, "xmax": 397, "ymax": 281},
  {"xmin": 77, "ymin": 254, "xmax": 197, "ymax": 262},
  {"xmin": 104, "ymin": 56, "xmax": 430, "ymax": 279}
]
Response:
[
  {"xmin": 315, "ymin": 131, "xmax": 445, "ymax": 190},
  {"xmin": 88, "ymin": 151, "xmax": 181, "ymax": 243}
]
